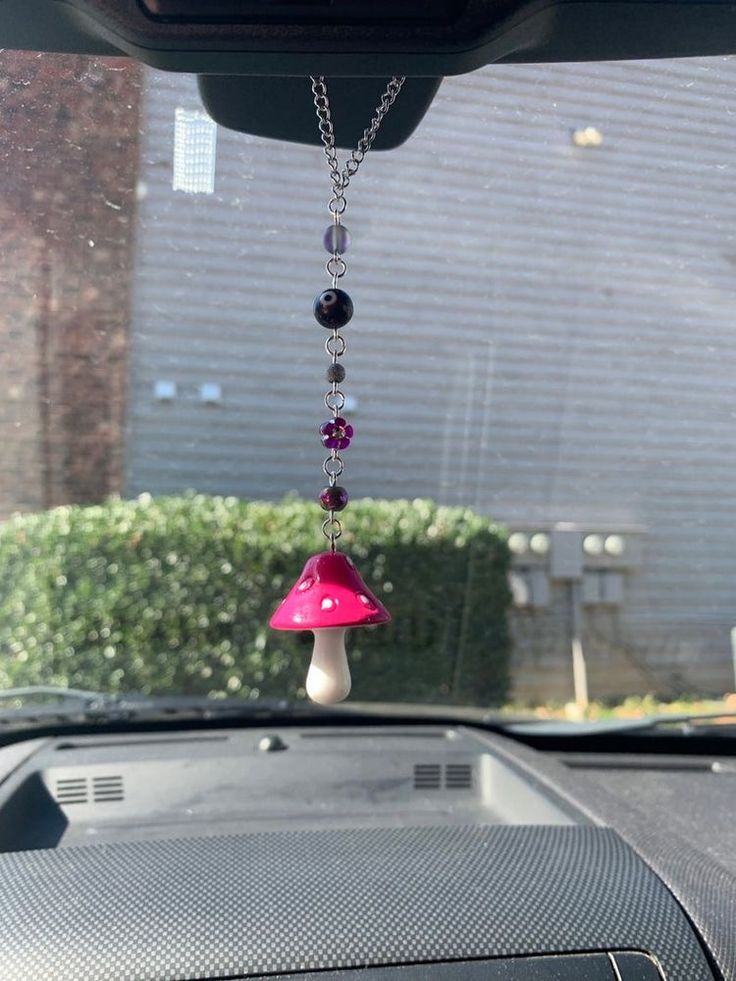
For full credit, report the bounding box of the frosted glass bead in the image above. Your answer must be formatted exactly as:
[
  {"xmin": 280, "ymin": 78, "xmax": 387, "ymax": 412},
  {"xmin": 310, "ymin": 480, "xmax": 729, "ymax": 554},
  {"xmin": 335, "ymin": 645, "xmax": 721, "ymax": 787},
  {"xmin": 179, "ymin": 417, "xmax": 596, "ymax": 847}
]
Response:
[{"xmin": 323, "ymin": 224, "xmax": 351, "ymax": 254}]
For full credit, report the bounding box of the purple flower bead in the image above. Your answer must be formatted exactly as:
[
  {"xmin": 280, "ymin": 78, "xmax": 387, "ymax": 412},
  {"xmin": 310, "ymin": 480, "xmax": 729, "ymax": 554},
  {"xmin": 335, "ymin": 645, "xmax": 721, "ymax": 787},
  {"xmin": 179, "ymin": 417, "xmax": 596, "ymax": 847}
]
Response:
[{"xmin": 320, "ymin": 417, "xmax": 354, "ymax": 450}]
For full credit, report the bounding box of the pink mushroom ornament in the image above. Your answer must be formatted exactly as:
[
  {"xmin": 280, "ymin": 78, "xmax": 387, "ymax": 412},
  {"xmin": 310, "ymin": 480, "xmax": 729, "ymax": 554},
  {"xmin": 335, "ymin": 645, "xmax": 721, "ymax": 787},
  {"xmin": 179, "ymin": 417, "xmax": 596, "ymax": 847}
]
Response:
[{"xmin": 269, "ymin": 551, "xmax": 391, "ymax": 705}]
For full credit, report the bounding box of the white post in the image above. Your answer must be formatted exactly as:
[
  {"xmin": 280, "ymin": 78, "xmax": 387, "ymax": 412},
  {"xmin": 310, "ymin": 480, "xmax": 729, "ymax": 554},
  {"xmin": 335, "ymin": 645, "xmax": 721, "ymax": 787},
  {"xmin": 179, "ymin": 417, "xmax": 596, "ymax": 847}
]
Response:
[
  {"xmin": 570, "ymin": 580, "xmax": 589, "ymax": 712},
  {"xmin": 730, "ymin": 627, "xmax": 736, "ymax": 693}
]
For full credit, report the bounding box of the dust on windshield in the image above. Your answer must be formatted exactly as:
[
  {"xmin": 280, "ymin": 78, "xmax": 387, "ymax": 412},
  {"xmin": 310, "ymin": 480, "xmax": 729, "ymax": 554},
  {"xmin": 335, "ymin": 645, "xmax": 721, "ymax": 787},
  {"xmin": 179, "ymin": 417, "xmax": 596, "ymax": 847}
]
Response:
[{"xmin": 0, "ymin": 51, "xmax": 735, "ymax": 721}]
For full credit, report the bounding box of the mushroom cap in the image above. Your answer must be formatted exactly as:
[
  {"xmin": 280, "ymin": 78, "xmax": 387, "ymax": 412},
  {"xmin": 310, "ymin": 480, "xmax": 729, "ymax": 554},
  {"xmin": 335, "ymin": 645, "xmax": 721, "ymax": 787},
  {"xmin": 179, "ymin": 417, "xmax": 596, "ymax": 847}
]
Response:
[{"xmin": 270, "ymin": 551, "xmax": 391, "ymax": 631}]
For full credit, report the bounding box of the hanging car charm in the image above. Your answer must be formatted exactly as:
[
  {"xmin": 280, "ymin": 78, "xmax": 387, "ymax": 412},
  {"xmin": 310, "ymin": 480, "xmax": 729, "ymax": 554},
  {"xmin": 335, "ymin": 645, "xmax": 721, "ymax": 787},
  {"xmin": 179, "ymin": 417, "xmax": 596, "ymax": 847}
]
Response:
[{"xmin": 269, "ymin": 76, "xmax": 405, "ymax": 705}]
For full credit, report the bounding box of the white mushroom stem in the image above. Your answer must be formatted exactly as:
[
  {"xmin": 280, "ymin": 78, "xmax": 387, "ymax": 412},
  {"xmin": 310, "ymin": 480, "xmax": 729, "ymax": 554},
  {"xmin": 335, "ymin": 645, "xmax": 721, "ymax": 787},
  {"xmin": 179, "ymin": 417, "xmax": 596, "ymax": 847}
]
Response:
[{"xmin": 306, "ymin": 627, "xmax": 351, "ymax": 705}]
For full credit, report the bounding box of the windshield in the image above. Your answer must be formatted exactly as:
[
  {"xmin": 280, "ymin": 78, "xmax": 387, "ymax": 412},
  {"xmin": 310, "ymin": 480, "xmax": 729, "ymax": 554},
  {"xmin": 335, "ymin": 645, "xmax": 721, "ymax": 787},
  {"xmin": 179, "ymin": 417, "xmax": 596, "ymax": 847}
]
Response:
[{"xmin": 1, "ymin": 50, "xmax": 735, "ymax": 724}]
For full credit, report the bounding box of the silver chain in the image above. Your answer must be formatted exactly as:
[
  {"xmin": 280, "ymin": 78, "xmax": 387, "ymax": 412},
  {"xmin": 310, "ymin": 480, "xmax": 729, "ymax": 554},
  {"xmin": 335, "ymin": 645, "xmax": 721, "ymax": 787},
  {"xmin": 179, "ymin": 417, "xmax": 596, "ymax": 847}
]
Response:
[
  {"xmin": 310, "ymin": 75, "xmax": 406, "ymax": 220},
  {"xmin": 311, "ymin": 76, "xmax": 405, "ymax": 550}
]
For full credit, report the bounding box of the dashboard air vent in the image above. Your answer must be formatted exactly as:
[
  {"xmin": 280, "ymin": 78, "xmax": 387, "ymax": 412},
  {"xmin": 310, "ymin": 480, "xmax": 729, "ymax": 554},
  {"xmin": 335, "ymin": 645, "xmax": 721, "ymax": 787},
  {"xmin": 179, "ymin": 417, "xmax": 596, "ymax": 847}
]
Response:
[
  {"xmin": 54, "ymin": 777, "xmax": 88, "ymax": 805},
  {"xmin": 414, "ymin": 763, "xmax": 474, "ymax": 791},
  {"xmin": 92, "ymin": 775, "xmax": 124, "ymax": 803},
  {"xmin": 414, "ymin": 763, "xmax": 442, "ymax": 789},
  {"xmin": 53, "ymin": 775, "xmax": 125, "ymax": 805},
  {"xmin": 445, "ymin": 763, "xmax": 473, "ymax": 789}
]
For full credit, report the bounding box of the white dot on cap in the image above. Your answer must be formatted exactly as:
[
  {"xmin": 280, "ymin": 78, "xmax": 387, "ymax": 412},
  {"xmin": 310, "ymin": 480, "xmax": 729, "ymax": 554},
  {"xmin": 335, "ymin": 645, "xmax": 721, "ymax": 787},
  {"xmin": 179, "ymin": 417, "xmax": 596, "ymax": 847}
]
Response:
[
  {"xmin": 298, "ymin": 577, "xmax": 314, "ymax": 592},
  {"xmin": 357, "ymin": 593, "xmax": 376, "ymax": 611},
  {"xmin": 321, "ymin": 596, "xmax": 336, "ymax": 611}
]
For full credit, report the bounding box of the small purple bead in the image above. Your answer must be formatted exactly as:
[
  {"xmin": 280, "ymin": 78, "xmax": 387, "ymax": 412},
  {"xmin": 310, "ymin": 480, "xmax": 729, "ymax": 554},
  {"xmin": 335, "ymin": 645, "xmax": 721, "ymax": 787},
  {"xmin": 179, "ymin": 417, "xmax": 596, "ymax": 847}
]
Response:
[
  {"xmin": 319, "ymin": 485, "xmax": 349, "ymax": 512},
  {"xmin": 323, "ymin": 224, "xmax": 351, "ymax": 255}
]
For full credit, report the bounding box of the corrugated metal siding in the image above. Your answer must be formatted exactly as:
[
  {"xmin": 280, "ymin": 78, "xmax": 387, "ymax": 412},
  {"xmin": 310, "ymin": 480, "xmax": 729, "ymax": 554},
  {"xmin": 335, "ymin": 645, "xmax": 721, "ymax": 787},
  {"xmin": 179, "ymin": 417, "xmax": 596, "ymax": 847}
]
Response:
[{"xmin": 126, "ymin": 58, "xmax": 736, "ymax": 700}]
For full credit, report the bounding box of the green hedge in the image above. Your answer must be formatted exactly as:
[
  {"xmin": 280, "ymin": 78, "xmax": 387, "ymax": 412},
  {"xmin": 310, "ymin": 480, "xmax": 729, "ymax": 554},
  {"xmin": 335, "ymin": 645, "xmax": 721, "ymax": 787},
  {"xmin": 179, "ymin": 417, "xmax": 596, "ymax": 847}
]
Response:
[{"xmin": 0, "ymin": 495, "xmax": 511, "ymax": 705}]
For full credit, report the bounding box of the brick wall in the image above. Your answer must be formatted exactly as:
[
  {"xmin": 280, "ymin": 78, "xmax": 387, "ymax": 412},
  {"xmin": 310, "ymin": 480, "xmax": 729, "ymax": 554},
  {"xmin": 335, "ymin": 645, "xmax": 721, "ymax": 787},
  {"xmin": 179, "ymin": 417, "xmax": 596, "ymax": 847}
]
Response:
[{"xmin": 0, "ymin": 52, "xmax": 142, "ymax": 518}]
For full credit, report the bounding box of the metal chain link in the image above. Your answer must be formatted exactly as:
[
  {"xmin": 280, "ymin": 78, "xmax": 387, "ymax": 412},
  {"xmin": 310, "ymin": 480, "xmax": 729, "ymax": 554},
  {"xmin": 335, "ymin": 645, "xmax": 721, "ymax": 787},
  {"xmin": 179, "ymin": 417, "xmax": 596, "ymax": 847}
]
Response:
[
  {"xmin": 311, "ymin": 75, "xmax": 405, "ymax": 549},
  {"xmin": 310, "ymin": 75, "xmax": 406, "ymax": 217},
  {"xmin": 323, "ymin": 321, "xmax": 346, "ymax": 549}
]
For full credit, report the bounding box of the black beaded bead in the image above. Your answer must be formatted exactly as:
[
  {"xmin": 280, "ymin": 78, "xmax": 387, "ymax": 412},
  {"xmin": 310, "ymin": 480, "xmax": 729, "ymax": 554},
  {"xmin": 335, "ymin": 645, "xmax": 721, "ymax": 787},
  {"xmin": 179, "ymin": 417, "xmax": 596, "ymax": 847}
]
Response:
[
  {"xmin": 314, "ymin": 288, "xmax": 354, "ymax": 329},
  {"xmin": 326, "ymin": 362, "xmax": 346, "ymax": 384}
]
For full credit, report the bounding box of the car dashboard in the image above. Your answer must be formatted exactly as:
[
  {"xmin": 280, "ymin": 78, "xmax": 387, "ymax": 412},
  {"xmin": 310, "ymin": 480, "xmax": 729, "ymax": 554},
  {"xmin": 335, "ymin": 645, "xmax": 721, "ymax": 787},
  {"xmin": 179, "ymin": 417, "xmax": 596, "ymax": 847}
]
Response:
[{"xmin": 0, "ymin": 723, "xmax": 729, "ymax": 981}]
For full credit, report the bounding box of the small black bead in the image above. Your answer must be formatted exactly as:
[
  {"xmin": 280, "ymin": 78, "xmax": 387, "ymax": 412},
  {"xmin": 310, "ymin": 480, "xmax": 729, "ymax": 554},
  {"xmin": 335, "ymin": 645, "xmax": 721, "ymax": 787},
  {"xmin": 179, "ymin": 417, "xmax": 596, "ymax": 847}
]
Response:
[
  {"xmin": 314, "ymin": 288, "xmax": 354, "ymax": 329},
  {"xmin": 326, "ymin": 362, "xmax": 346, "ymax": 384}
]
